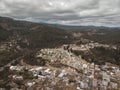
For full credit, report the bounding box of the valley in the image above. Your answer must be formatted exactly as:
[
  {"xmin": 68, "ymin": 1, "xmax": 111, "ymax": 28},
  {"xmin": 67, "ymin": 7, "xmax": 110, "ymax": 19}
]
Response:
[{"xmin": 0, "ymin": 16, "xmax": 120, "ymax": 90}]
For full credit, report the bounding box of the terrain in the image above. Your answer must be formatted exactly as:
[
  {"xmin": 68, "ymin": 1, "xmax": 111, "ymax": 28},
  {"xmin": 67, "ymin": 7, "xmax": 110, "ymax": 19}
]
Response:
[{"xmin": 0, "ymin": 16, "xmax": 120, "ymax": 90}]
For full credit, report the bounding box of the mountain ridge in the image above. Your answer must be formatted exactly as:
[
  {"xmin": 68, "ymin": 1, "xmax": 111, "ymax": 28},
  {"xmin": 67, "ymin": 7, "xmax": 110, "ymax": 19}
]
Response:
[{"xmin": 0, "ymin": 16, "xmax": 73, "ymax": 49}]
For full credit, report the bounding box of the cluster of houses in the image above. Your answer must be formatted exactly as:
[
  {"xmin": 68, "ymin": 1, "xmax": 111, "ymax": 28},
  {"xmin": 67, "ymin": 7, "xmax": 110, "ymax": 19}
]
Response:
[
  {"xmin": 0, "ymin": 44, "xmax": 120, "ymax": 90},
  {"xmin": 67, "ymin": 42, "xmax": 117, "ymax": 51}
]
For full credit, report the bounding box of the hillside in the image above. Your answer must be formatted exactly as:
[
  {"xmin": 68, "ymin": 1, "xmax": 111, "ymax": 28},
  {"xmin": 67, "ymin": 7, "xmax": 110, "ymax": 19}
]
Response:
[
  {"xmin": 0, "ymin": 16, "xmax": 73, "ymax": 66},
  {"xmin": 0, "ymin": 26, "xmax": 12, "ymax": 42},
  {"xmin": 0, "ymin": 16, "xmax": 73, "ymax": 49}
]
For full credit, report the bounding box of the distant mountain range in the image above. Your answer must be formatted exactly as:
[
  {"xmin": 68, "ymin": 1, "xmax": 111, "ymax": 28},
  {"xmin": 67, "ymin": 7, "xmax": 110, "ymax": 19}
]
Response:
[
  {"xmin": 42, "ymin": 22, "xmax": 120, "ymax": 31},
  {"xmin": 0, "ymin": 16, "xmax": 120, "ymax": 48}
]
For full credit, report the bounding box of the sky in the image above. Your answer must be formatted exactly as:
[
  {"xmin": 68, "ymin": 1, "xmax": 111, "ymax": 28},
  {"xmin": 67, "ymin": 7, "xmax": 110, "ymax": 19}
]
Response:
[{"xmin": 0, "ymin": 0, "xmax": 120, "ymax": 27}]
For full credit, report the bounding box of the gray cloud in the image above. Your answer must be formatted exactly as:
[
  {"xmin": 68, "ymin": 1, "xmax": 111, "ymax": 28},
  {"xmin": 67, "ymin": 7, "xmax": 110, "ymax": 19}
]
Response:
[{"xmin": 0, "ymin": 0, "xmax": 120, "ymax": 27}]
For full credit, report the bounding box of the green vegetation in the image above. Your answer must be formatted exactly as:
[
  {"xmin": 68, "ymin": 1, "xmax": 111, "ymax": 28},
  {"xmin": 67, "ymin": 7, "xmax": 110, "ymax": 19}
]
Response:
[
  {"xmin": 24, "ymin": 52, "xmax": 49, "ymax": 66},
  {"xmin": 75, "ymin": 29, "xmax": 120, "ymax": 45},
  {"xmin": 0, "ymin": 50, "xmax": 18, "ymax": 66},
  {"xmin": 72, "ymin": 47, "xmax": 120, "ymax": 66},
  {"xmin": 25, "ymin": 27, "xmax": 72, "ymax": 49},
  {"xmin": 0, "ymin": 27, "xmax": 11, "ymax": 42}
]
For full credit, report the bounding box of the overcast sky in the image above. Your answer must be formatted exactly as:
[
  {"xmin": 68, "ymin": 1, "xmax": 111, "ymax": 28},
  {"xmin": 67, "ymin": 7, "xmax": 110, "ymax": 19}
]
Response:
[{"xmin": 0, "ymin": 0, "xmax": 120, "ymax": 27}]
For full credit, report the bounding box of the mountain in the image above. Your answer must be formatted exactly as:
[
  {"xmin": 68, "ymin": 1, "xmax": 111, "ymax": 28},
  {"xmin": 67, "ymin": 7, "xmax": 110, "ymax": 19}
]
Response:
[
  {"xmin": 0, "ymin": 16, "xmax": 73, "ymax": 49},
  {"xmin": 45, "ymin": 23, "xmax": 120, "ymax": 30}
]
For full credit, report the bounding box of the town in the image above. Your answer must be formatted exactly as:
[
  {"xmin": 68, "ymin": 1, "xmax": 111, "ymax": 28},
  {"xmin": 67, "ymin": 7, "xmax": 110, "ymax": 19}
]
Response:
[{"xmin": 0, "ymin": 42, "xmax": 119, "ymax": 90}]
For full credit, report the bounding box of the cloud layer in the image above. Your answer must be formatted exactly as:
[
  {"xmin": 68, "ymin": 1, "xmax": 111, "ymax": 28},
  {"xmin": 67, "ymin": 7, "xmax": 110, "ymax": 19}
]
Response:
[{"xmin": 0, "ymin": 0, "xmax": 120, "ymax": 26}]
